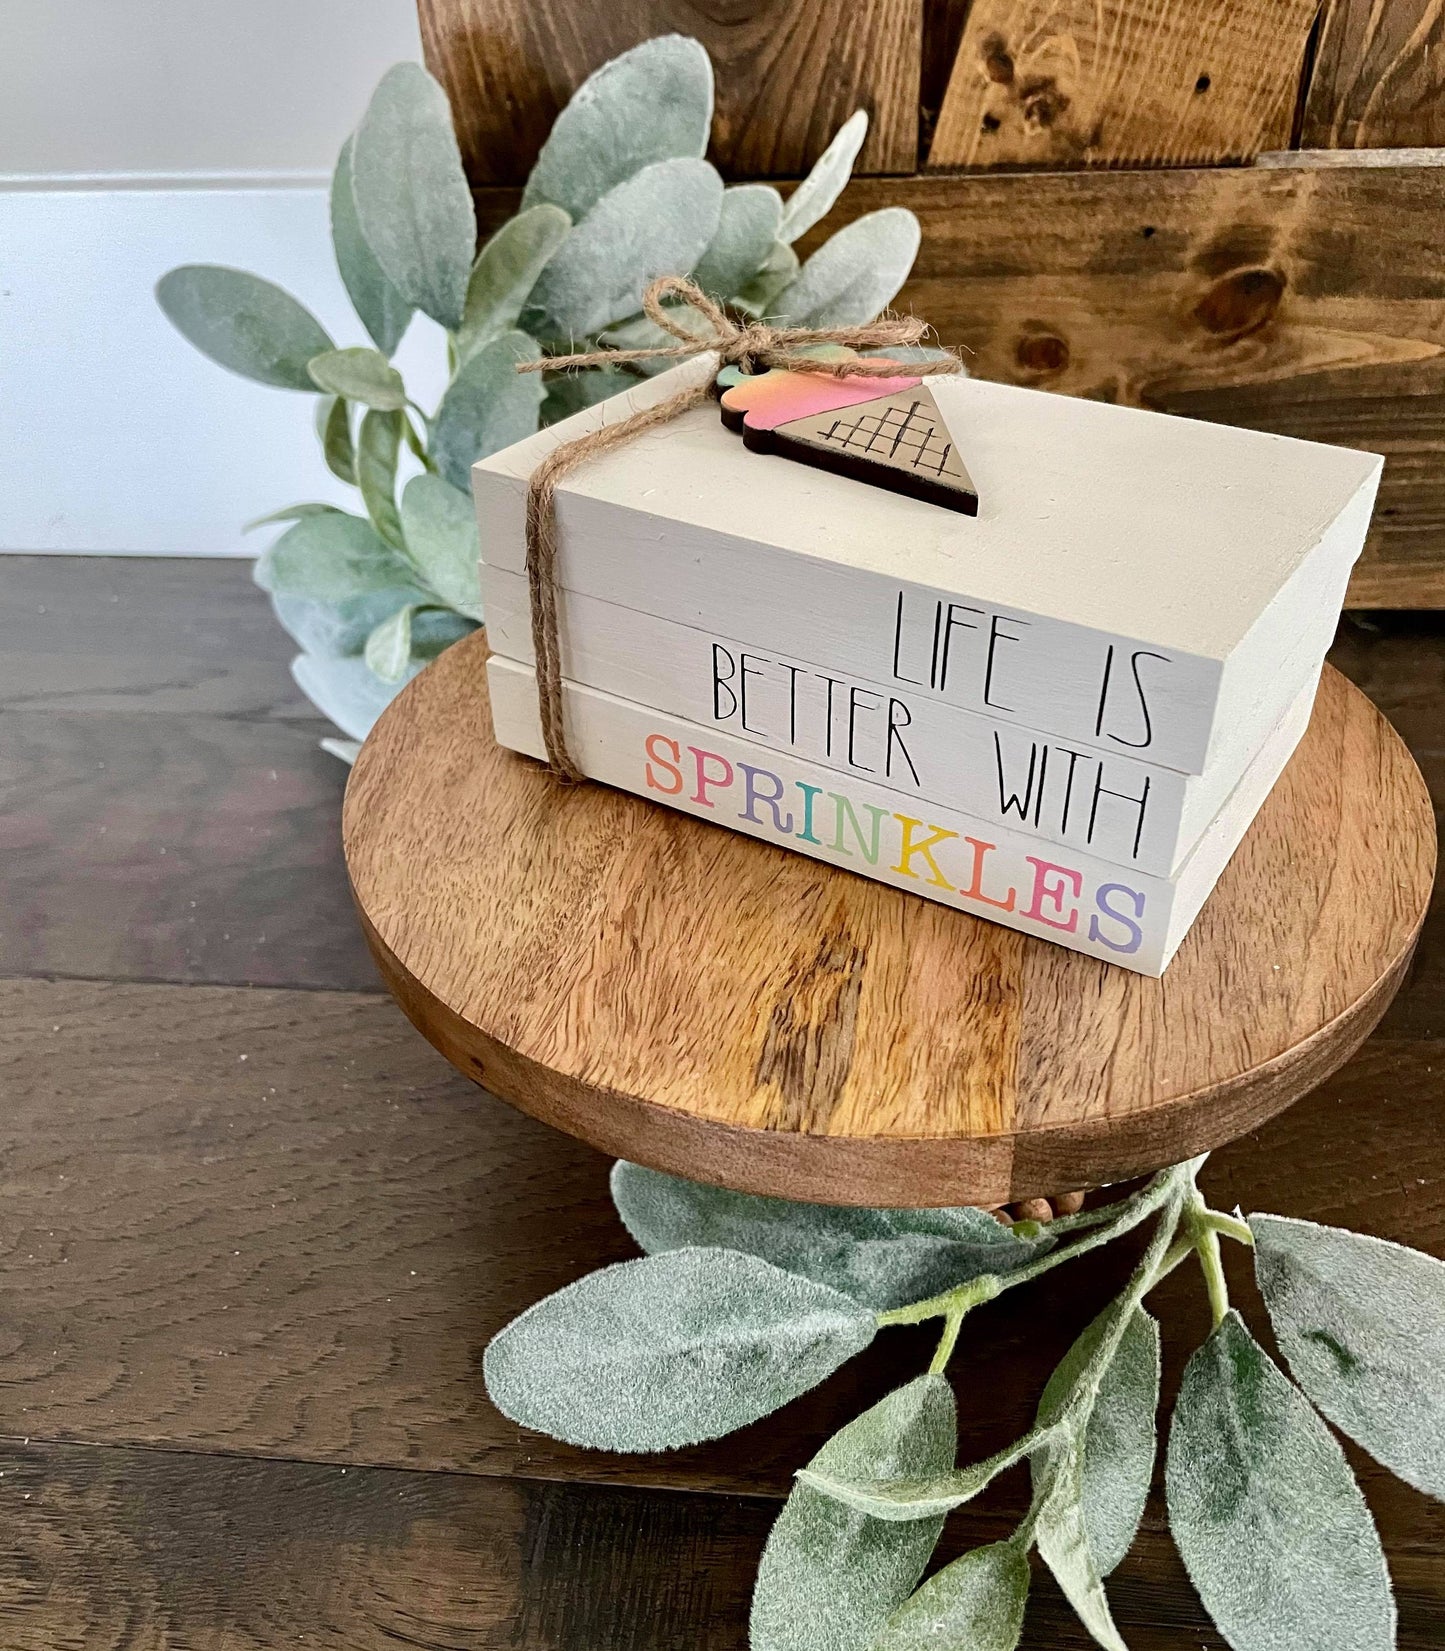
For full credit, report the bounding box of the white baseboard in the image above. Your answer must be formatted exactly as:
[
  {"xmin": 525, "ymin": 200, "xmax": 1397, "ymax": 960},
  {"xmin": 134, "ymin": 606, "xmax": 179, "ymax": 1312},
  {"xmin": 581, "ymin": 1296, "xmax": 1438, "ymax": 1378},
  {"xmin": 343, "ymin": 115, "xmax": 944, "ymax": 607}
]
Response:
[{"xmin": 0, "ymin": 174, "xmax": 448, "ymax": 555}]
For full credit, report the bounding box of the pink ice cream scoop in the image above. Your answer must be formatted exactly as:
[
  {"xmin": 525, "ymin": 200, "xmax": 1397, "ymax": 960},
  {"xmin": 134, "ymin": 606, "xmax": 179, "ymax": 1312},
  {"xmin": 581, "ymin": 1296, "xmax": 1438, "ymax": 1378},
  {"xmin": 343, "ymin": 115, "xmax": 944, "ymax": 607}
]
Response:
[{"xmin": 719, "ymin": 364, "xmax": 923, "ymax": 432}]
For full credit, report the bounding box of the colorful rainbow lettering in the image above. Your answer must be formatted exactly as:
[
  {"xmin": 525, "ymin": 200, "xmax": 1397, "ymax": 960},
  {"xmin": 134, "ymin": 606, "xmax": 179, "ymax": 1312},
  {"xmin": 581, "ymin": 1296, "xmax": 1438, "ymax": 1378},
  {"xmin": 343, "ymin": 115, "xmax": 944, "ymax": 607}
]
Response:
[{"xmin": 641, "ymin": 731, "xmax": 1146, "ymax": 954}]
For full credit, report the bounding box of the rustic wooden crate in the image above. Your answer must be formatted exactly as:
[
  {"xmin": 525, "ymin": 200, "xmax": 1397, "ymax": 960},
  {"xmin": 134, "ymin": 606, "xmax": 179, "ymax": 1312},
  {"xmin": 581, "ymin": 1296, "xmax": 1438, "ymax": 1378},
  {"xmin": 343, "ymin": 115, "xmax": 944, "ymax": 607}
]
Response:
[{"xmin": 425, "ymin": 0, "xmax": 1445, "ymax": 606}]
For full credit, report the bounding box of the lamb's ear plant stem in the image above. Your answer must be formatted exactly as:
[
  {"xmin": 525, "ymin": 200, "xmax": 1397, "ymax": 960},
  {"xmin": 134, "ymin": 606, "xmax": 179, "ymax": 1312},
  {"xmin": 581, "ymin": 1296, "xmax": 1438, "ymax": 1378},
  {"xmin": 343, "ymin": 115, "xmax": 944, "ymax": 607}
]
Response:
[
  {"xmin": 1182, "ymin": 1187, "xmax": 1250, "ymax": 1327},
  {"xmin": 877, "ymin": 1160, "xmax": 1259, "ymax": 1368},
  {"xmin": 927, "ymin": 1291, "xmax": 987, "ymax": 1373},
  {"xmin": 1196, "ymin": 1207, "xmax": 1254, "ymax": 1246},
  {"xmin": 401, "ymin": 410, "xmax": 434, "ymax": 468},
  {"xmin": 875, "ymin": 1168, "xmax": 1180, "ymax": 1333}
]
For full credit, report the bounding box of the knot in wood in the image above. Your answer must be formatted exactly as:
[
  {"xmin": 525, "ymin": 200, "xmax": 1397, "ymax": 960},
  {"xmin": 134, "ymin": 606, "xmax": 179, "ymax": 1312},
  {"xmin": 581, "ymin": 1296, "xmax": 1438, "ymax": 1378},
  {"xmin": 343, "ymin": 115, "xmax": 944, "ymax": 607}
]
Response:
[{"xmin": 1193, "ymin": 267, "xmax": 1285, "ymax": 341}]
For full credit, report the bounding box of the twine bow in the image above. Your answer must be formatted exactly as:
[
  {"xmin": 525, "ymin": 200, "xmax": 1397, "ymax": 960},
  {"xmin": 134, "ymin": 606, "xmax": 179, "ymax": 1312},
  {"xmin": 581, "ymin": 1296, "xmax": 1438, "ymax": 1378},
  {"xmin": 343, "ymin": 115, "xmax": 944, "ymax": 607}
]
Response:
[{"xmin": 514, "ymin": 275, "xmax": 962, "ymax": 781}]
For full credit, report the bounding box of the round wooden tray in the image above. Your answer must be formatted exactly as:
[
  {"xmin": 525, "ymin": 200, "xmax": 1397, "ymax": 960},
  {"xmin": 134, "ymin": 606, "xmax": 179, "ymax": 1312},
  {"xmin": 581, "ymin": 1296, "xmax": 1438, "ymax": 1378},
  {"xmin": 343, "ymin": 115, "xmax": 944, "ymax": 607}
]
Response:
[{"xmin": 344, "ymin": 632, "xmax": 1434, "ymax": 1207}]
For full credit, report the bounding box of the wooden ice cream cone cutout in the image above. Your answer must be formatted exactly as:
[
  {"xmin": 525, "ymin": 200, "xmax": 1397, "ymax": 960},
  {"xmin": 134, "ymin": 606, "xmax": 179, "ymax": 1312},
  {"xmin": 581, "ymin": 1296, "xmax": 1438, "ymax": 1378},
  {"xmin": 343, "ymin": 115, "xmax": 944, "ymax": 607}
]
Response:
[{"xmin": 719, "ymin": 363, "xmax": 979, "ymax": 515}]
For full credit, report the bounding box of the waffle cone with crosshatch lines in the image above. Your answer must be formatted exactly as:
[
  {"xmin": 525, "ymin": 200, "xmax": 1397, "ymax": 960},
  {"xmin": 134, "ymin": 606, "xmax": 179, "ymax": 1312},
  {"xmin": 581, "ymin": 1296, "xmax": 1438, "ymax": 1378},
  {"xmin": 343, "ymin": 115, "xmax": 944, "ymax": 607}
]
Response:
[{"xmin": 721, "ymin": 381, "xmax": 979, "ymax": 515}]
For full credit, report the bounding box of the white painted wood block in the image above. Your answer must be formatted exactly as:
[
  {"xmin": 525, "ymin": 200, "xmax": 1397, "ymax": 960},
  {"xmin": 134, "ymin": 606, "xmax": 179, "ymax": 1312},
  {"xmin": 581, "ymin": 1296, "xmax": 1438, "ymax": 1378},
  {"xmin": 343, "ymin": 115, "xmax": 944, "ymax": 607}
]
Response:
[
  {"xmin": 485, "ymin": 655, "xmax": 1320, "ymax": 977},
  {"xmin": 473, "ymin": 357, "xmax": 1379, "ymax": 776},
  {"xmin": 483, "ymin": 563, "xmax": 1330, "ymax": 877}
]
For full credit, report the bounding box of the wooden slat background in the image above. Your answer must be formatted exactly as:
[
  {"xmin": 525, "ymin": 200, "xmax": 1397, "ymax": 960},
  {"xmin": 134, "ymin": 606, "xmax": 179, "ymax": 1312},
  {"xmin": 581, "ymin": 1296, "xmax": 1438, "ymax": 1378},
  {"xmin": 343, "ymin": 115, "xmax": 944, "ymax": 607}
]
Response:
[
  {"xmin": 430, "ymin": 0, "xmax": 1445, "ymax": 606},
  {"xmin": 416, "ymin": 0, "xmax": 924, "ymax": 180},
  {"xmin": 422, "ymin": 0, "xmax": 1421, "ymax": 179},
  {"xmin": 1302, "ymin": 0, "xmax": 1445, "ymax": 150},
  {"xmin": 927, "ymin": 0, "xmax": 1321, "ymax": 170}
]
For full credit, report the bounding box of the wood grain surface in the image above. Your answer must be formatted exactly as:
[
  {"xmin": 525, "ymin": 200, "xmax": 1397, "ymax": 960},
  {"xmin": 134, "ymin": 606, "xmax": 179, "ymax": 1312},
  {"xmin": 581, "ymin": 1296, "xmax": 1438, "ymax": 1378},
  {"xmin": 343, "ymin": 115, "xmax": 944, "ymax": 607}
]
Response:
[
  {"xmin": 417, "ymin": 0, "xmax": 923, "ymax": 183},
  {"xmin": 1302, "ymin": 0, "xmax": 1445, "ymax": 151},
  {"xmin": 0, "ymin": 559, "xmax": 370, "ymax": 990},
  {"xmin": 3, "ymin": 557, "xmax": 1444, "ymax": 1647},
  {"xmin": 0, "ymin": 1438, "xmax": 1438, "ymax": 1651},
  {"xmin": 345, "ymin": 633, "xmax": 1432, "ymax": 1206},
  {"xmin": 2, "ymin": 706, "xmax": 365, "ymax": 989},
  {"xmin": 928, "ymin": 0, "xmax": 1318, "ymax": 170},
  {"xmin": 6, "ymin": 966, "xmax": 1445, "ymax": 1517}
]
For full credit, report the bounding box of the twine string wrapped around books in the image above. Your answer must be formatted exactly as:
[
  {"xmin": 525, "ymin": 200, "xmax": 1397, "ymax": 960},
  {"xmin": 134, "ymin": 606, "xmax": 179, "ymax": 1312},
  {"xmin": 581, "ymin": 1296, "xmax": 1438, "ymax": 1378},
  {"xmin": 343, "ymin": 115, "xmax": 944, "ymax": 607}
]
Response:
[{"xmin": 513, "ymin": 275, "xmax": 963, "ymax": 781}]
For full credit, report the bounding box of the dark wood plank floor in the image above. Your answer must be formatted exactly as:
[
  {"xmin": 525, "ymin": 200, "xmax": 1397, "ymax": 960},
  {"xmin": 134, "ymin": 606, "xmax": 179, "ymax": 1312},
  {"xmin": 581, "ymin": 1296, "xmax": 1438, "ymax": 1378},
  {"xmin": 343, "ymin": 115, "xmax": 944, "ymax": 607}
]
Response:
[{"xmin": 1, "ymin": 555, "xmax": 1442, "ymax": 1648}]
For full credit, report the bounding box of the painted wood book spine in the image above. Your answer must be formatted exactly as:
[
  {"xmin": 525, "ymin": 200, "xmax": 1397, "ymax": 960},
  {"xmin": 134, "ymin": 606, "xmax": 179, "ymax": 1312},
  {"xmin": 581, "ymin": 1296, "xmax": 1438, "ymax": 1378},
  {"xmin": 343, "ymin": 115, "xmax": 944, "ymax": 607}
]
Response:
[
  {"xmin": 476, "ymin": 473, "xmax": 1221, "ymax": 775},
  {"xmin": 482, "ymin": 566, "xmax": 1324, "ymax": 877},
  {"xmin": 474, "ymin": 439, "xmax": 1371, "ymax": 779},
  {"xmin": 484, "ymin": 658, "xmax": 1319, "ymax": 977}
]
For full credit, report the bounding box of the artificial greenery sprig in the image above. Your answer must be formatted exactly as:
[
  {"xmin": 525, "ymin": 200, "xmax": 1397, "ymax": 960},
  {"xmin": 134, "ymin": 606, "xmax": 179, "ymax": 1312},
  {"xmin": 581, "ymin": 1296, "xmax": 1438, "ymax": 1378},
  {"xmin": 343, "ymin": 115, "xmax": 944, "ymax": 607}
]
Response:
[
  {"xmin": 484, "ymin": 1154, "xmax": 1445, "ymax": 1651},
  {"xmin": 156, "ymin": 38, "xmax": 924, "ymax": 757},
  {"xmin": 872, "ymin": 1167, "xmax": 1186, "ymax": 1374}
]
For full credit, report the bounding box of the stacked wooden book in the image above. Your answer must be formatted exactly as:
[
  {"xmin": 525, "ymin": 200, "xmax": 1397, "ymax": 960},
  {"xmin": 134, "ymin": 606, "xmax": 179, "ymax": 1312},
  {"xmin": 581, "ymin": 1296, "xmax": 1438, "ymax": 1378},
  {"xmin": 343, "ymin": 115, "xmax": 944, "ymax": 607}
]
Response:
[{"xmin": 473, "ymin": 356, "xmax": 1381, "ymax": 976}]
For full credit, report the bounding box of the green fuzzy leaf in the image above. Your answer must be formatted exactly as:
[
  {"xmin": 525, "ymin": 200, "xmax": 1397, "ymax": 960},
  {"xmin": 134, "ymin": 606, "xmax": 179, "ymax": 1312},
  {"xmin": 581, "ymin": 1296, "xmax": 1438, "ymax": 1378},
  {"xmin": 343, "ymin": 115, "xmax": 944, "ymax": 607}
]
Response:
[
  {"xmin": 522, "ymin": 35, "xmax": 713, "ymax": 222},
  {"xmin": 1033, "ymin": 1304, "xmax": 1160, "ymax": 1574},
  {"xmin": 779, "ymin": 110, "xmax": 869, "ymax": 244},
  {"xmin": 291, "ymin": 652, "xmax": 419, "ymax": 741},
  {"xmin": 270, "ymin": 586, "xmax": 428, "ymax": 658},
  {"xmin": 330, "ymin": 135, "xmax": 412, "ymax": 355},
  {"xmin": 733, "ymin": 241, "xmax": 801, "ymax": 319},
  {"xmin": 307, "ymin": 346, "xmax": 408, "ymax": 411},
  {"xmin": 610, "ymin": 1161, "xmax": 1051, "ymax": 1311},
  {"xmin": 541, "ymin": 365, "xmax": 637, "ymax": 425},
  {"xmin": 363, "ymin": 603, "xmax": 416, "ymax": 682},
  {"xmin": 772, "ymin": 208, "xmax": 920, "ymax": 327},
  {"xmin": 1166, "ymin": 1310, "xmax": 1395, "ymax": 1651},
  {"xmin": 244, "ymin": 502, "xmax": 343, "ymax": 533},
  {"xmin": 399, "ymin": 473, "xmax": 483, "ymax": 619},
  {"xmin": 277, "ymin": 589, "xmax": 474, "ymax": 667},
  {"xmin": 800, "ymin": 1429, "xmax": 1039, "ymax": 1522},
  {"xmin": 156, "ymin": 264, "xmax": 334, "ymax": 389},
  {"xmin": 351, "ymin": 62, "xmax": 476, "ymax": 331},
  {"xmin": 1252, "ymin": 1213, "xmax": 1445, "ymax": 1502},
  {"xmin": 525, "ymin": 158, "xmax": 723, "ymax": 339},
  {"xmin": 257, "ymin": 510, "xmax": 415, "ymax": 604},
  {"xmin": 316, "ymin": 394, "xmax": 356, "ymax": 484},
  {"xmin": 598, "ymin": 306, "xmax": 711, "ymax": 348},
  {"xmin": 751, "ymin": 1375, "xmax": 956, "ymax": 1651},
  {"xmin": 862, "ymin": 343, "xmax": 962, "ymax": 369},
  {"xmin": 458, "ymin": 204, "xmax": 572, "ymax": 361},
  {"xmin": 1033, "ymin": 1433, "xmax": 1128, "ymax": 1651},
  {"xmin": 410, "ymin": 606, "xmax": 479, "ymax": 659},
  {"xmin": 431, "ymin": 329, "xmax": 544, "ymax": 492},
  {"xmin": 400, "ymin": 410, "xmax": 429, "ymax": 464},
  {"xmin": 356, "ymin": 408, "xmax": 405, "ymax": 550},
  {"xmin": 482, "ymin": 1247, "xmax": 875, "ymax": 1451},
  {"xmin": 691, "ymin": 183, "xmax": 783, "ymax": 297},
  {"xmin": 875, "ymin": 1540, "xmax": 1030, "ymax": 1651},
  {"xmin": 596, "ymin": 302, "xmax": 713, "ymax": 378}
]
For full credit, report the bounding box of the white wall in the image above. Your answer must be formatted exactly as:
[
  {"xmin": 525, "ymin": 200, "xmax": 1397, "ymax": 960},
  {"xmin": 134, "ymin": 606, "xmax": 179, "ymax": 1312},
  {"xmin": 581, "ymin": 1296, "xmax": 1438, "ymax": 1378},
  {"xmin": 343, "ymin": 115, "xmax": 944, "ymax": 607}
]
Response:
[
  {"xmin": 0, "ymin": 0, "xmax": 424, "ymax": 177},
  {"xmin": 0, "ymin": 0, "xmax": 445, "ymax": 555}
]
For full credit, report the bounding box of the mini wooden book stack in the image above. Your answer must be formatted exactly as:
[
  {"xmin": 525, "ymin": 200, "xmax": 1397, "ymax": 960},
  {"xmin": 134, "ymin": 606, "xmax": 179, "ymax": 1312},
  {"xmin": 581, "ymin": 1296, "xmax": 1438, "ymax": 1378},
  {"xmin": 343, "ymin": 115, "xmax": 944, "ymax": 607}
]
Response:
[{"xmin": 473, "ymin": 356, "xmax": 1381, "ymax": 976}]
